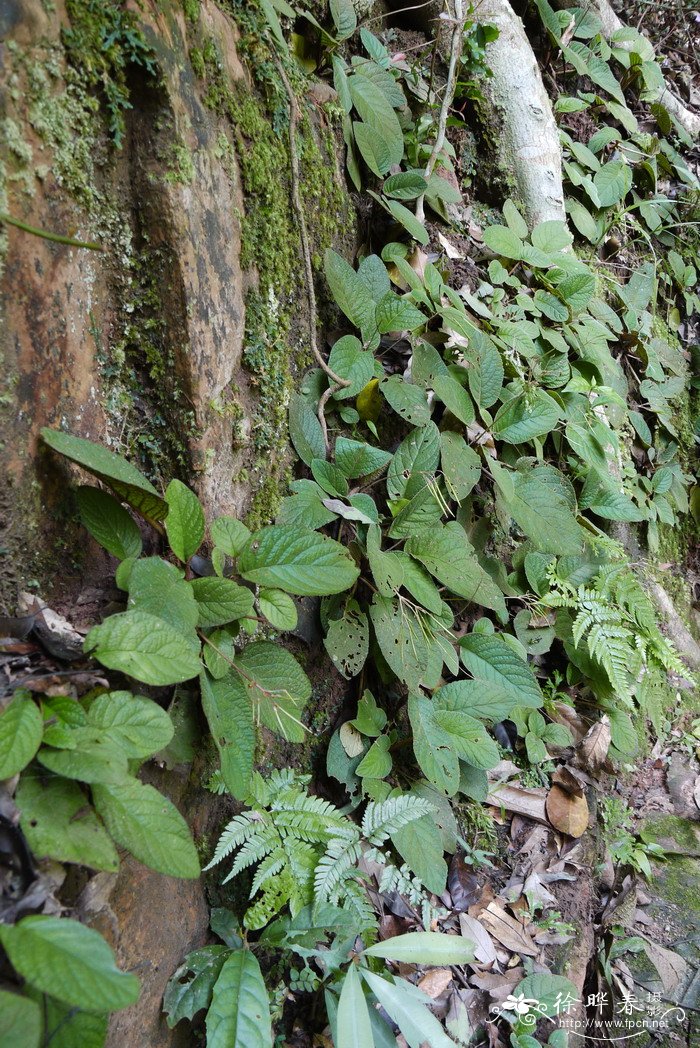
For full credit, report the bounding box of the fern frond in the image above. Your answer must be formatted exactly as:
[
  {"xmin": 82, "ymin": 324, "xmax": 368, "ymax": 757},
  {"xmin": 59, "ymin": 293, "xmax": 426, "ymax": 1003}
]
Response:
[
  {"xmin": 205, "ymin": 814, "xmax": 261, "ymax": 869},
  {"xmin": 361, "ymin": 796, "xmax": 435, "ymax": 845},
  {"xmin": 587, "ymin": 623, "xmax": 632, "ymax": 696},
  {"xmin": 314, "ymin": 837, "xmax": 364, "ymax": 902},
  {"xmin": 225, "ymin": 826, "xmax": 281, "ymax": 883},
  {"xmin": 249, "ymin": 852, "xmax": 286, "ymax": 896}
]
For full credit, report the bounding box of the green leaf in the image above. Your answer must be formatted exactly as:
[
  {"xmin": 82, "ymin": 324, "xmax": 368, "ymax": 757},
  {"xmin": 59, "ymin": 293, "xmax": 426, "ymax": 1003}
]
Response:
[
  {"xmin": 376, "ymin": 294, "xmax": 426, "ymax": 334},
  {"xmin": 492, "ymin": 390, "xmax": 561, "ymax": 443},
  {"xmin": 433, "ymin": 373, "xmax": 474, "ymax": 425},
  {"xmin": 579, "ymin": 469, "xmax": 645, "ymax": 522},
  {"xmin": 361, "ymin": 972, "xmax": 455, "ymax": 1048},
  {"xmin": 234, "ymin": 641, "xmax": 311, "ymax": 742},
  {"xmin": 462, "ymin": 329, "xmax": 504, "ymax": 409},
  {"xmin": 491, "ymin": 460, "xmax": 584, "ymax": 555},
  {"xmin": 392, "ymin": 813, "xmax": 448, "ymax": 893},
  {"xmin": 84, "ymin": 610, "xmax": 201, "ymax": 686},
  {"xmin": 511, "ymin": 974, "xmax": 579, "ymax": 1018},
  {"xmin": 164, "ymin": 946, "xmax": 232, "ymax": 1029},
  {"xmin": 288, "ymin": 392, "xmax": 326, "ymax": 467},
  {"xmin": 385, "ymin": 199, "xmax": 429, "ymax": 245},
  {"xmin": 387, "ymin": 423, "xmax": 440, "ymax": 500},
  {"xmin": 127, "ymin": 557, "xmax": 199, "ymax": 634},
  {"xmin": 335, "ymin": 437, "xmax": 392, "ymax": 479},
  {"xmin": 593, "ymin": 160, "xmax": 632, "ymax": 207},
  {"xmin": 329, "ymin": 0, "xmax": 356, "ymax": 38},
  {"xmin": 92, "ymin": 776, "xmax": 200, "ymax": 878},
  {"xmin": 383, "ymin": 171, "xmax": 428, "ymax": 200},
  {"xmin": 381, "ymin": 376, "xmax": 431, "ymax": 425},
  {"xmin": 407, "ymin": 693, "xmax": 464, "ymax": 795},
  {"xmin": 358, "ymin": 254, "xmax": 391, "ymax": 301},
  {"xmin": 387, "ymin": 484, "xmax": 443, "ymax": 539},
  {"xmin": 530, "ymin": 220, "xmax": 572, "ymax": 253},
  {"xmin": 324, "ymin": 249, "xmax": 376, "ymax": 332},
  {"xmin": 440, "ymin": 432, "xmax": 480, "ymax": 501},
  {"xmin": 277, "ymin": 484, "xmax": 337, "ymax": 530},
  {"xmin": 0, "ymin": 694, "xmax": 43, "ymax": 778},
  {"xmin": 206, "ymin": 949, "xmax": 273, "ymax": 1048},
  {"xmin": 16, "ymin": 774, "xmax": 119, "ymax": 872},
  {"xmin": 356, "ymin": 735, "xmax": 392, "ymax": 779},
  {"xmin": 165, "ymin": 480, "xmax": 205, "ymax": 562},
  {"xmin": 353, "ymin": 121, "xmax": 395, "ymax": 178},
  {"xmin": 328, "ymin": 336, "xmax": 375, "ymax": 399},
  {"xmin": 76, "ymin": 486, "xmax": 142, "ymax": 560},
  {"xmin": 190, "ymin": 578, "xmax": 255, "ymax": 627},
  {"xmin": 211, "ymin": 516, "xmax": 251, "ymax": 557},
  {"xmin": 0, "ymin": 915, "xmax": 139, "ymax": 1012},
  {"xmin": 337, "ymin": 964, "xmax": 374, "ymax": 1048},
  {"xmin": 200, "ymin": 671, "xmax": 255, "ymax": 799},
  {"xmin": 0, "ymin": 990, "xmax": 41, "ymax": 1048},
  {"xmin": 238, "ymin": 525, "xmax": 360, "ymax": 596},
  {"xmin": 86, "ymin": 691, "xmax": 174, "ymax": 758},
  {"xmin": 370, "ymin": 596, "xmax": 430, "ymax": 691},
  {"xmin": 567, "ymin": 198, "xmax": 600, "ymax": 242},
  {"xmin": 406, "ymin": 522, "xmax": 507, "ymax": 615},
  {"xmin": 459, "ymin": 634, "xmax": 543, "ymax": 708},
  {"xmin": 365, "ymin": 931, "xmax": 475, "ymax": 964},
  {"xmin": 502, "ymin": 198, "xmax": 529, "ymax": 238},
  {"xmin": 311, "ymin": 458, "xmax": 349, "ymax": 497},
  {"xmin": 325, "ymin": 601, "xmax": 369, "ymax": 678},
  {"xmin": 432, "ymin": 678, "xmax": 518, "ymax": 721},
  {"xmin": 259, "ymin": 588, "xmax": 298, "ymax": 630},
  {"xmin": 348, "ymin": 74, "xmax": 403, "ymax": 168},
  {"xmin": 350, "ymin": 689, "xmax": 387, "ymax": 737},
  {"xmin": 38, "ymin": 729, "xmax": 129, "ymax": 784},
  {"xmin": 41, "ymin": 429, "xmax": 168, "ymax": 522},
  {"xmin": 483, "ymin": 224, "xmax": 523, "ymax": 259}
]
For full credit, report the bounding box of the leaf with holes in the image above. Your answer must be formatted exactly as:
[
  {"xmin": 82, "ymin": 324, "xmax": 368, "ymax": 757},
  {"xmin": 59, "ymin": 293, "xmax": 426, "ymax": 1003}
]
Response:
[
  {"xmin": 16, "ymin": 775, "xmax": 119, "ymax": 872},
  {"xmin": 324, "ymin": 601, "xmax": 369, "ymax": 679}
]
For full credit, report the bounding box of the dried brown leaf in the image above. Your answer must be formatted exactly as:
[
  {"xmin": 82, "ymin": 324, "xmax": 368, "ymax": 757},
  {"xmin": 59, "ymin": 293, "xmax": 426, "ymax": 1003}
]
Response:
[
  {"xmin": 577, "ymin": 716, "xmax": 611, "ymax": 771},
  {"xmin": 417, "ymin": 968, "xmax": 453, "ymax": 998},
  {"xmin": 641, "ymin": 937, "xmax": 689, "ymax": 993},
  {"xmin": 459, "ymin": 914, "xmax": 498, "ymax": 965},
  {"xmin": 545, "ymin": 784, "xmax": 589, "ymax": 838},
  {"xmin": 479, "ymin": 901, "xmax": 539, "ymax": 957},
  {"xmin": 486, "ymin": 784, "xmax": 548, "ymax": 824}
]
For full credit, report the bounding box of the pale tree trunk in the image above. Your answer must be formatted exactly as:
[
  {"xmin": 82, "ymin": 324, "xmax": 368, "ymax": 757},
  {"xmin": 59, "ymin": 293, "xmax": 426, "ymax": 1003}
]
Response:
[{"xmin": 477, "ymin": 0, "xmax": 567, "ymax": 227}]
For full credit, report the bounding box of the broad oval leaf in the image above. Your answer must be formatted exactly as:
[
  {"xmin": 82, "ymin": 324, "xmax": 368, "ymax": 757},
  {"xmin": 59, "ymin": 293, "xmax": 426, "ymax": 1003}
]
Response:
[
  {"xmin": 206, "ymin": 949, "xmax": 273, "ymax": 1048},
  {"xmin": 92, "ymin": 776, "xmax": 200, "ymax": 878},
  {"xmin": 16, "ymin": 774, "xmax": 119, "ymax": 872},
  {"xmin": 234, "ymin": 641, "xmax": 311, "ymax": 742},
  {"xmin": 0, "ymin": 915, "xmax": 139, "ymax": 1012},
  {"xmin": 0, "ymin": 694, "xmax": 43, "ymax": 778},
  {"xmin": 190, "ymin": 578, "xmax": 255, "ymax": 627},
  {"xmin": 238, "ymin": 526, "xmax": 359, "ymax": 596},
  {"xmin": 165, "ymin": 480, "xmax": 205, "ymax": 562},
  {"xmin": 86, "ymin": 691, "xmax": 174, "ymax": 758},
  {"xmin": 76, "ymin": 486, "xmax": 142, "ymax": 560},
  {"xmin": 459, "ymin": 634, "xmax": 543, "ymax": 708},
  {"xmin": 492, "ymin": 390, "xmax": 561, "ymax": 444},
  {"xmin": 84, "ymin": 610, "xmax": 201, "ymax": 686},
  {"xmin": 163, "ymin": 945, "xmax": 231, "ymax": 1029},
  {"xmin": 211, "ymin": 516, "xmax": 251, "ymax": 557},
  {"xmin": 258, "ymin": 588, "xmax": 298, "ymax": 630},
  {"xmin": 0, "ymin": 989, "xmax": 41, "ymax": 1048}
]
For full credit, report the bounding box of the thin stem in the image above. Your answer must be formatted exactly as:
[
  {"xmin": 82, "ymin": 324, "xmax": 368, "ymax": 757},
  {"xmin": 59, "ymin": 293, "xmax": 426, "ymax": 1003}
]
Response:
[{"xmin": 0, "ymin": 212, "xmax": 103, "ymax": 251}]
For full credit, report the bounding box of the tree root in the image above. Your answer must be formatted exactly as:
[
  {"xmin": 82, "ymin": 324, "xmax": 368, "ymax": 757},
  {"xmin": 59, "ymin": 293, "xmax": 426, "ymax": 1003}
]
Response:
[
  {"xmin": 590, "ymin": 0, "xmax": 700, "ymax": 141},
  {"xmin": 273, "ymin": 56, "xmax": 350, "ymax": 451},
  {"xmin": 477, "ymin": 0, "xmax": 567, "ymax": 228}
]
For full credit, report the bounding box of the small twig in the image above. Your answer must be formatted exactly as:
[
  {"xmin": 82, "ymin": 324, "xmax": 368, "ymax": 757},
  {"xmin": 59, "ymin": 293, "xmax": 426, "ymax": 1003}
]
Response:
[
  {"xmin": 272, "ymin": 54, "xmax": 349, "ymax": 450},
  {"xmin": 0, "ymin": 212, "xmax": 103, "ymax": 251},
  {"xmin": 415, "ymin": 0, "xmax": 467, "ymax": 224}
]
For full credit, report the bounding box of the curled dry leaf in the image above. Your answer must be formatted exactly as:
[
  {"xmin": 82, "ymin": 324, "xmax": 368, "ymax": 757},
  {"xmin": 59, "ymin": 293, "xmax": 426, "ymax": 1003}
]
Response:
[
  {"xmin": 641, "ymin": 937, "xmax": 689, "ymax": 993},
  {"xmin": 486, "ymin": 784, "xmax": 548, "ymax": 824},
  {"xmin": 417, "ymin": 968, "xmax": 454, "ymax": 999},
  {"xmin": 551, "ymin": 765, "xmax": 586, "ymax": 797},
  {"xmin": 437, "ymin": 231, "xmax": 464, "ymax": 260},
  {"xmin": 545, "ymin": 784, "xmax": 589, "ymax": 838},
  {"xmin": 459, "ymin": 914, "xmax": 498, "ymax": 965},
  {"xmin": 479, "ymin": 900, "xmax": 539, "ymax": 958},
  {"xmin": 577, "ymin": 715, "xmax": 611, "ymax": 771},
  {"xmin": 448, "ymin": 853, "xmax": 482, "ymax": 912},
  {"xmin": 339, "ymin": 721, "xmax": 364, "ymax": 758}
]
